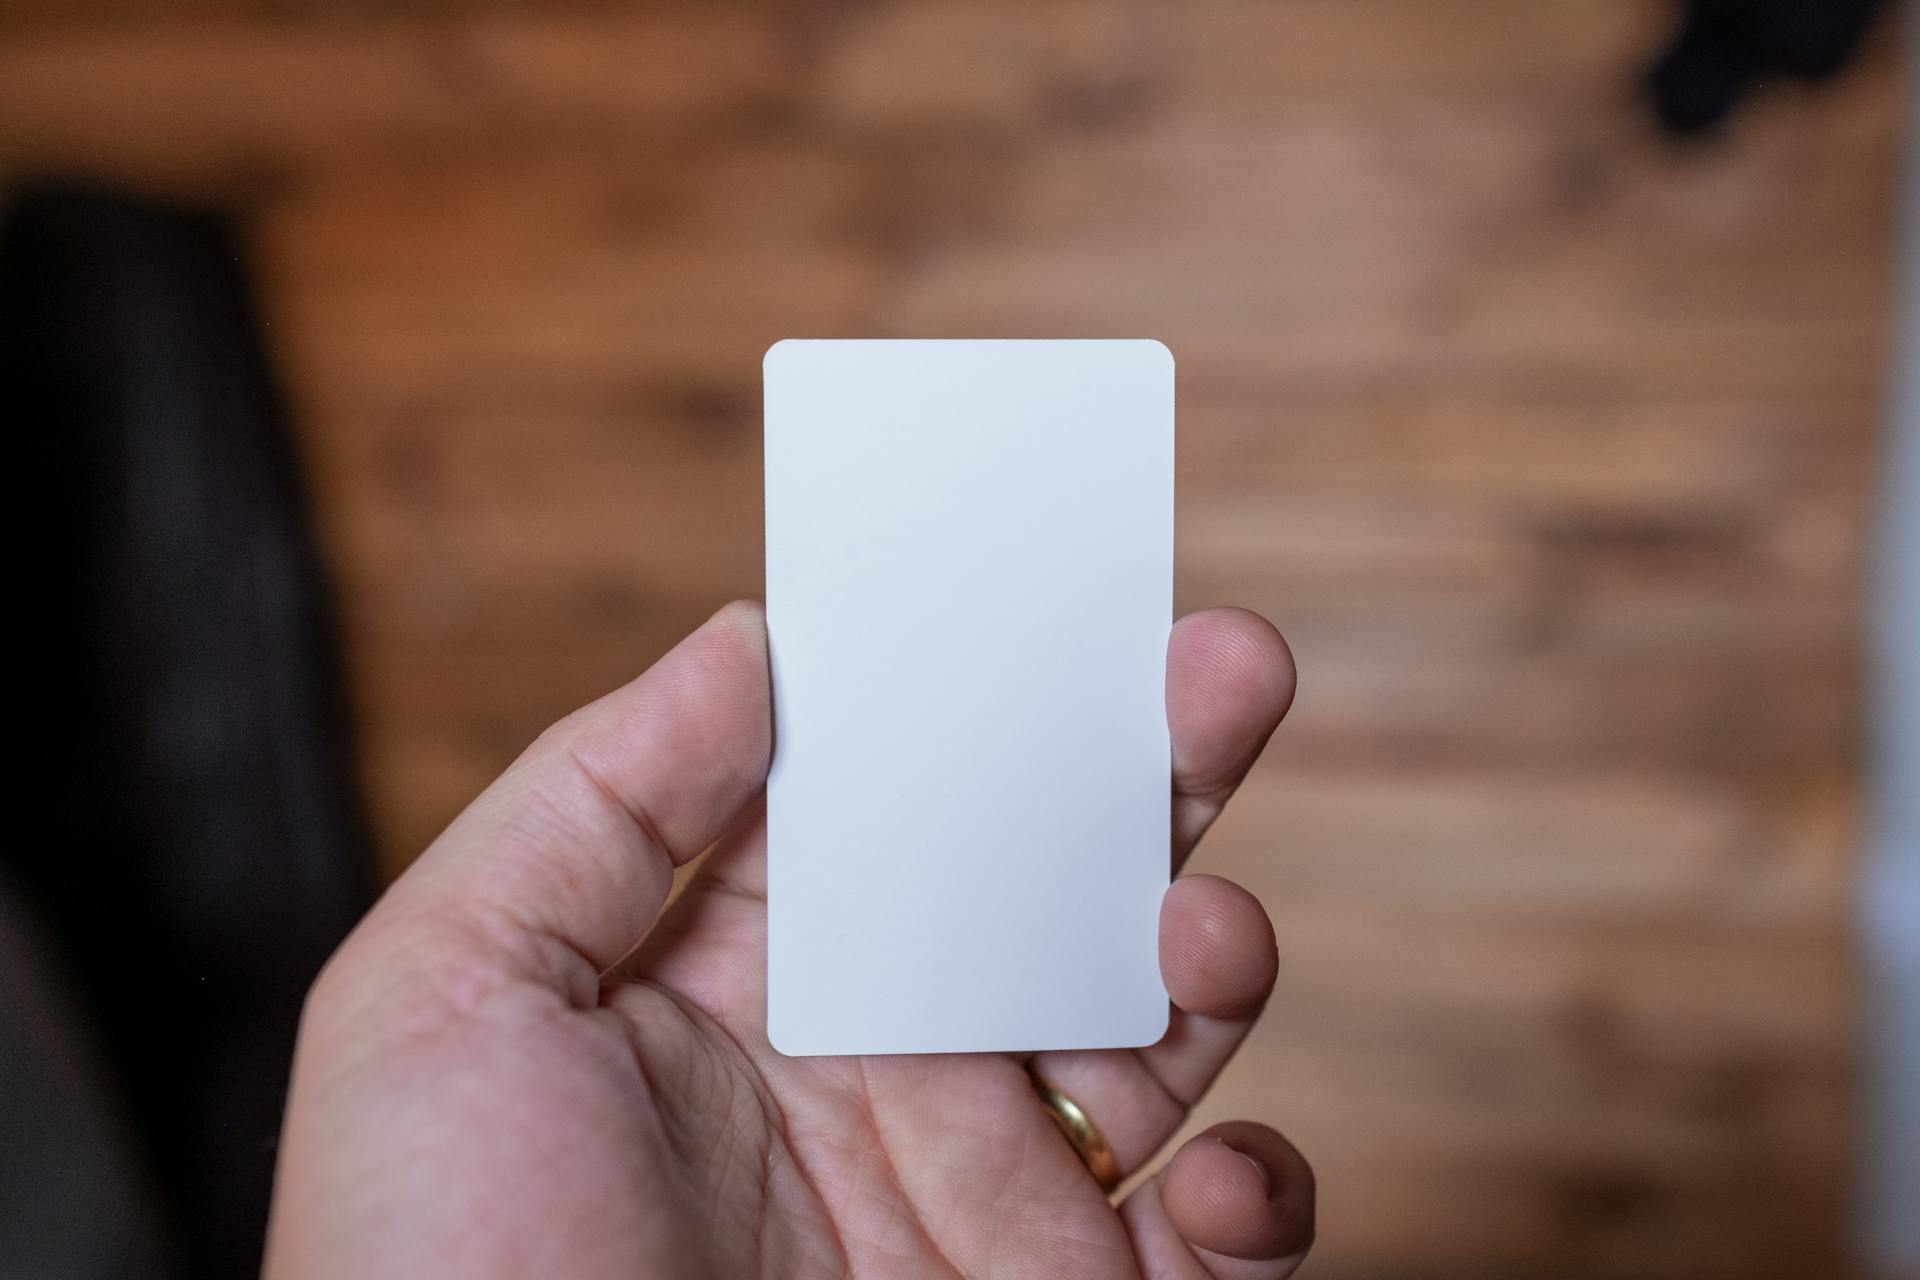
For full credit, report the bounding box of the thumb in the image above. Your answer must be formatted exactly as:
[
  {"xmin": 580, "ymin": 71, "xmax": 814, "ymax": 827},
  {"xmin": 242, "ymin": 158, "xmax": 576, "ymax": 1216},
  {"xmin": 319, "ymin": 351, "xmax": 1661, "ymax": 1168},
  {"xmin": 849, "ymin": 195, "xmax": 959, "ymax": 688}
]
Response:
[{"xmin": 369, "ymin": 599, "xmax": 771, "ymax": 984}]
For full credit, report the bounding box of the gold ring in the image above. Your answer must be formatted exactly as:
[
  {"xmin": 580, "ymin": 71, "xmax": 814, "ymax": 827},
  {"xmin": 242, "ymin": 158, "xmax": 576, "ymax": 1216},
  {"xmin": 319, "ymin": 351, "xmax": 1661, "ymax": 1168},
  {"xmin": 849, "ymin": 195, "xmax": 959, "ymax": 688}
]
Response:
[{"xmin": 1029, "ymin": 1071, "xmax": 1122, "ymax": 1193}]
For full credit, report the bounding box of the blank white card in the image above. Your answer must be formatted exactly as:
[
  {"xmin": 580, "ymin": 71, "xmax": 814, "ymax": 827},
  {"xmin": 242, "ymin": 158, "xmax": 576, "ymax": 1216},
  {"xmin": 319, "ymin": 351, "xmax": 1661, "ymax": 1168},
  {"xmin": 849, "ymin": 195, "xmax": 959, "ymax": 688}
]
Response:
[{"xmin": 765, "ymin": 339, "xmax": 1173, "ymax": 1056}]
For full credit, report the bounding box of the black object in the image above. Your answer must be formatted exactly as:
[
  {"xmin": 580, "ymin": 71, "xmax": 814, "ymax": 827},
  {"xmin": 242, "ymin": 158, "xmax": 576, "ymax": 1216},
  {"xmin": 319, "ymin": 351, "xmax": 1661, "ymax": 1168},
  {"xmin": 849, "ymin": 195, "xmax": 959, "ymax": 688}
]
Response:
[
  {"xmin": 1646, "ymin": 0, "xmax": 1885, "ymax": 135},
  {"xmin": 1, "ymin": 183, "xmax": 373, "ymax": 1279}
]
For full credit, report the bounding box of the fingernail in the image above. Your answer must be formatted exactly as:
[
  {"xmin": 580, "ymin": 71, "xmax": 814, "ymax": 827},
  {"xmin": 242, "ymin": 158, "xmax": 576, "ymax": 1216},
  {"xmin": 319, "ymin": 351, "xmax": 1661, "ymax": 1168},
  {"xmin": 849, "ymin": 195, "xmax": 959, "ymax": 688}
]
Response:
[{"xmin": 1222, "ymin": 1139, "xmax": 1273, "ymax": 1199}]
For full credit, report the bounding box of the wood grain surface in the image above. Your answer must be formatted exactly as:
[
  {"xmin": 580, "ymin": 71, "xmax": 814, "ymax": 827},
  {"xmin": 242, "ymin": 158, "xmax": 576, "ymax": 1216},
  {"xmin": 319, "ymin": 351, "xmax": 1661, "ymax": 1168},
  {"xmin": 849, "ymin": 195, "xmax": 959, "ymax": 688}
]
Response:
[{"xmin": 1, "ymin": 2, "xmax": 1897, "ymax": 1275}]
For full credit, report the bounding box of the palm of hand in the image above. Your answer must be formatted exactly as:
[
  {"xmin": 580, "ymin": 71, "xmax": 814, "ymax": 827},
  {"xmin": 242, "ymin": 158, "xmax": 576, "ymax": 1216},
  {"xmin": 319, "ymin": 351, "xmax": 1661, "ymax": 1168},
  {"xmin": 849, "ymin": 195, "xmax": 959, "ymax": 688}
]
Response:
[{"xmin": 266, "ymin": 605, "xmax": 1313, "ymax": 1279}]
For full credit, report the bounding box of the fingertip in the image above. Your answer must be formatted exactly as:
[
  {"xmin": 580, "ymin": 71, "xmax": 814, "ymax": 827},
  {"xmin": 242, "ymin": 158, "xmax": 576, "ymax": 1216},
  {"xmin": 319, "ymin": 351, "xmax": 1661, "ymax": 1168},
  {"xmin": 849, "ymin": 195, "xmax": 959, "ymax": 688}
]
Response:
[
  {"xmin": 1159, "ymin": 875, "xmax": 1278, "ymax": 1020},
  {"xmin": 1162, "ymin": 1122, "xmax": 1314, "ymax": 1263},
  {"xmin": 1167, "ymin": 608, "xmax": 1296, "ymax": 793},
  {"xmin": 666, "ymin": 600, "xmax": 772, "ymax": 773},
  {"xmin": 699, "ymin": 599, "xmax": 769, "ymax": 671},
  {"xmin": 711, "ymin": 597, "xmax": 768, "ymax": 628}
]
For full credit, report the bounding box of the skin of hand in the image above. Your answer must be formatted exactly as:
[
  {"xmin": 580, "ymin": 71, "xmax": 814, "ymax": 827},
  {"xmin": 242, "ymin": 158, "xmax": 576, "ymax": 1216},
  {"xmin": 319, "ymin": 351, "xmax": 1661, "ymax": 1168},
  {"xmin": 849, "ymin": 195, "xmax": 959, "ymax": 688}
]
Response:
[{"xmin": 264, "ymin": 602, "xmax": 1313, "ymax": 1279}]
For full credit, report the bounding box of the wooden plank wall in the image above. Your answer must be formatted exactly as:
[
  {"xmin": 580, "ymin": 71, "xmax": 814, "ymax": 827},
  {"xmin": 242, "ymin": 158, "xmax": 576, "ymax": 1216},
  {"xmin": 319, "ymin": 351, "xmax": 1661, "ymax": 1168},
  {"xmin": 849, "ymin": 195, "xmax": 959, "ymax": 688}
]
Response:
[{"xmin": 1, "ymin": 3, "xmax": 1897, "ymax": 1275}]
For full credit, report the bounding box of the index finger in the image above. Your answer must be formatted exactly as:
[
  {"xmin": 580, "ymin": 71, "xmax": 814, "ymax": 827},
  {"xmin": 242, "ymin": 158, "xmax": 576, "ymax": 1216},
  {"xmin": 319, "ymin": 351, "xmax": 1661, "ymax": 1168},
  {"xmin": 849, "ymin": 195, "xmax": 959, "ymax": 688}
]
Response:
[{"xmin": 1169, "ymin": 607, "xmax": 1296, "ymax": 868}]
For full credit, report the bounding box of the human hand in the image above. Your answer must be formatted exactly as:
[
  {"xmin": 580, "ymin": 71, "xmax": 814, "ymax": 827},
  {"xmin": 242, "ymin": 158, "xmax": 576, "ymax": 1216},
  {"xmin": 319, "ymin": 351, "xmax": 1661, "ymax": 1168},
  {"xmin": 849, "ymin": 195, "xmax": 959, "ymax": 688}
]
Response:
[{"xmin": 264, "ymin": 602, "xmax": 1312, "ymax": 1278}]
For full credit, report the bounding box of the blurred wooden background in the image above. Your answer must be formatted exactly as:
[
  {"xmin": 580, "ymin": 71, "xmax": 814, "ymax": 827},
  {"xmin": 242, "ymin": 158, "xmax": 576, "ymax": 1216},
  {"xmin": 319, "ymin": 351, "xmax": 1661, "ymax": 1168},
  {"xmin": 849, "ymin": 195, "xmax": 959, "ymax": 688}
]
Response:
[{"xmin": 0, "ymin": 2, "xmax": 1898, "ymax": 1276}]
